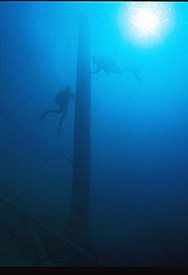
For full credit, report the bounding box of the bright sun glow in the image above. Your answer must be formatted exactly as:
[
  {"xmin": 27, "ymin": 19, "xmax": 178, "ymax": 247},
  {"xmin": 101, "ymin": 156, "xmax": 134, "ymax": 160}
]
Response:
[
  {"xmin": 131, "ymin": 8, "xmax": 160, "ymax": 36},
  {"xmin": 118, "ymin": 1, "xmax": 175, "ymax": 47}
]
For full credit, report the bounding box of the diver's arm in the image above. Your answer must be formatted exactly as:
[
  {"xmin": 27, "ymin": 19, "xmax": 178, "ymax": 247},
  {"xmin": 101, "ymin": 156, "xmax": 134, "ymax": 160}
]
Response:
[
  {"xmin": 38, "ymin": 110, "xmax": 48, "ymax": 121},
  {"xmin": 38, "ymin": 109, "xmax": 61, "ymax": 121}
]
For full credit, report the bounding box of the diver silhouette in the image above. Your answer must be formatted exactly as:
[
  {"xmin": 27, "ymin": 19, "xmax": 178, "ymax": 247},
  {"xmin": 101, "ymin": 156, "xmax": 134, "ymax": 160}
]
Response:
[
  {"xmin": 91, "ymin": 56, "xmax": 142, "ymax": 83},
  {"xmin": 38, "ymin": 86, "xmax": 75, "ymax": 136}
]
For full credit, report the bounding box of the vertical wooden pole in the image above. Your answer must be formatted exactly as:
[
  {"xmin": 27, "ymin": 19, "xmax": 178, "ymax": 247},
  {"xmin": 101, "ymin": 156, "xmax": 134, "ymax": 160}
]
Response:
[{"xmin": 65, "ymin": 14, "xmax": 92, "ymax": 248}]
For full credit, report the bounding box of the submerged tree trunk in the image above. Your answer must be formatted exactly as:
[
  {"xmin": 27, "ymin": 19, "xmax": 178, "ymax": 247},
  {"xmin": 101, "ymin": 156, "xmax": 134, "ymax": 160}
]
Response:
[{"xmin": 64, "ymin": 15, "xmax": 92, "ymax": 249}]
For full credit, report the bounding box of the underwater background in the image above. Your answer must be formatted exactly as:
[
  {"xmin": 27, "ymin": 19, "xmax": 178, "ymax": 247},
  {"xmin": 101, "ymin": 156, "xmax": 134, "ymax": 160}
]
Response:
[{"xmin": 1, "ymin": 1, "xmax": 188, "ymax": 267}]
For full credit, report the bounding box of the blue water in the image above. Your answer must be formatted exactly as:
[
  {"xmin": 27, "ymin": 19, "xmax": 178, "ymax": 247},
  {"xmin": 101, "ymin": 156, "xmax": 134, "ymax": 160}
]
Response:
[{"xmin": 1, "ymin": 1, "xmax": 188, "ymax": 267}]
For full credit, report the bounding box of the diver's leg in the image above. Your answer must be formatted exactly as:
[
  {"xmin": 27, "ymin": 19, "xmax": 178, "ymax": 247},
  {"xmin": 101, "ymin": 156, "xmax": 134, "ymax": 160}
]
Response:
[
  {"xmin": 121, "ymin": 67, "xmax": 142, "ymax": 82},
  {"xmin": 127, "ymin": 67, "xmax": 142, "ymax": 82},
  {"xmin": 47, "ymin": 109, "xmax": 62, "ymax": 114},
  {"xmin": 133, "ymin": 71, "xmax": 141, "ymax": 83},
  {"xmin": 104, "ymin": 69, "xmax": 111, "ymax": 74},
  {"xmin": 112, "ymin": 66, "xmax": 137, "ymax": 73},
  {"xmin": 111, "ymin": 67, "xmax": 128, "ymax": 74},
  {"xmin": 59, "ymin": 110, "xmax": 66, "ymax": 124},
  {"xmin": 120, "ymin": 67, "xmax": 135, "ymax": 73},
  {"xmin": 56, "ymin": 110, "xmax": 67, "ymax": 136}
]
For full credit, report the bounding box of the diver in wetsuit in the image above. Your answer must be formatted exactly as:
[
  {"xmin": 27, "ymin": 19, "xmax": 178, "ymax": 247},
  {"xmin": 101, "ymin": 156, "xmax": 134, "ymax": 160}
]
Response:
[
  {"xmin": 38, "ymin": 86, "xmax": 75, "ymax": 136},
  {"xmin": 91, "ymin": 56, "xmax": 142, "ymax": 83}
]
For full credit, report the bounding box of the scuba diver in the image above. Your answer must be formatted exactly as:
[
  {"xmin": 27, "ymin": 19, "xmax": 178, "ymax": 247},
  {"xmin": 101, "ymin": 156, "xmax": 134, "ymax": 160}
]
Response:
[
  {"xmin": 91, "ymin": 56, "xmax": 142, "ymax": 83},
  {"xmin": 38, "ymin": 86, "xmax": 75, "ymax": 136}
]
